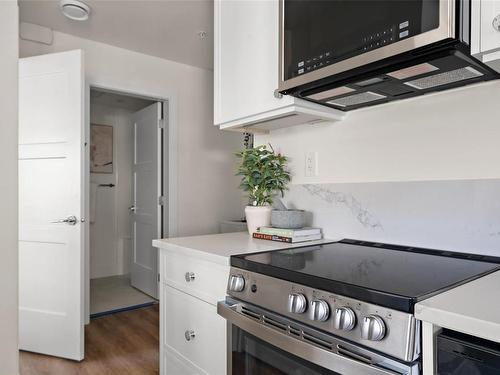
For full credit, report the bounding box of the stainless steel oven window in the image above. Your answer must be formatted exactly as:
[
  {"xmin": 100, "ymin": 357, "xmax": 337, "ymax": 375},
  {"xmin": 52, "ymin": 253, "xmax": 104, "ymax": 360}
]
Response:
[
  {"xmin": 278, "ymin": 0, "xmax": 456, "ymax": 92},
  {"xmin": 228, "ymin": 323, "xmax": 341, "ymax": 375}
]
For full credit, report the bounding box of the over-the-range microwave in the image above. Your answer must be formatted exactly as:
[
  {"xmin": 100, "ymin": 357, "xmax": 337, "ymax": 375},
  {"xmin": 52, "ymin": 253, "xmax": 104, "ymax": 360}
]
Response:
[{"xmin": 278, "ymin": 0, "xmax": 499, "ymax": 111}]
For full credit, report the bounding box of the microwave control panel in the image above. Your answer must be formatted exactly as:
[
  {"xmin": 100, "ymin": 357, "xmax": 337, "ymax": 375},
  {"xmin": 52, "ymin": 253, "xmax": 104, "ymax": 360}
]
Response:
[{"xmin": 294, "ymin": 20, "xmax": 411, "ymax": 78}]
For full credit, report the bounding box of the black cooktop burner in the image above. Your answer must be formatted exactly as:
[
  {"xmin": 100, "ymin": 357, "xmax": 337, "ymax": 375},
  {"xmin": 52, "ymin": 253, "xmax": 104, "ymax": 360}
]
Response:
[{"xmin": 231, "ymin": 239, "xmax": 500, "ymax": 313}]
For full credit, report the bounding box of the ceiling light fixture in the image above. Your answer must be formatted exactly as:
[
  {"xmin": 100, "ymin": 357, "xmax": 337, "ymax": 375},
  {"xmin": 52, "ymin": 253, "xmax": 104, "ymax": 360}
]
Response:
[{"xmin": 60, "ymin": 0, "xmax": 91, "ymax": 21}]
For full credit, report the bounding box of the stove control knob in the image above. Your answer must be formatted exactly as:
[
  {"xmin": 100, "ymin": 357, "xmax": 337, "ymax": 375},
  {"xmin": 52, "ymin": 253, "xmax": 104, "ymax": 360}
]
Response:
[
  {"xmin": 333, "ymin": 307, "xmax": 356, "ymax": 331},
  {"xmin": 287, "ymin": 293, "xmax": 307, "ymax": 314},
  {"xmin": 228, "ymin": 275, "xmax": 245, "ymax": 292},
  {"xmin": 309, "ymin": 299, "xmax": 330, "ymax": 322},
  {"xmin": 361, "ymin": 315, "xmax": 386, "ymax": 341}
]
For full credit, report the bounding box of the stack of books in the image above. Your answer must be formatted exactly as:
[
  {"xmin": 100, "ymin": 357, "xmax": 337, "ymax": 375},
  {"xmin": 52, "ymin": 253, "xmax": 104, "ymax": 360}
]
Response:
[{"xmin": 253, "ymin": 227, "xmax": 322, "ymax": 243}]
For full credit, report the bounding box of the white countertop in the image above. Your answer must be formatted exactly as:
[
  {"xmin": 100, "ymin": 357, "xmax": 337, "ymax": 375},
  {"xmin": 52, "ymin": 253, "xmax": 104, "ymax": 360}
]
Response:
[
  {"xmin": 153, "ymin": 231, "xmax": 336, "ymax": 266},
  {"xmin": 415, "ymin": 270, "xmax": 500, "ymax": 343}
]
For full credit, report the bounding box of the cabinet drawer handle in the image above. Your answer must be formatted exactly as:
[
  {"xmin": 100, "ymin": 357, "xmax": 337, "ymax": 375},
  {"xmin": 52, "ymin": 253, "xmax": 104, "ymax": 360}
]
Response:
[
  {"xmin": 184, "ymin": 330, "xmax": 195, "ymax": 341},
  {"xmin": 184, "ymin": 272, "xmax": 195, "ymax": 282}
]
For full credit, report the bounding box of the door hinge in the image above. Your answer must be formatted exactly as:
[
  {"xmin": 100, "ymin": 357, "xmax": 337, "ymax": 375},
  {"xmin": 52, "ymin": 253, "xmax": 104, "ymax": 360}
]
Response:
[
  {"xmin": 157, "ymin": 273, "xmax": 160, "ymax": 283},
  {"xmin": 158, "ymin": 118, "xmax": 166, "ymax": 129},
  {"xmin": 158, "ymin": 195, "xmax": 167, "ymax": 205}
]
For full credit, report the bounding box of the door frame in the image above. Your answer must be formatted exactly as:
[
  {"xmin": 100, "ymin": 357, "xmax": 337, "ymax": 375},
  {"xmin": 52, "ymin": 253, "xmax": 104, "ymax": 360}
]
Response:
[{"xmin": 84, "ymin": 82, "xmax": 177, "ymax": 324}]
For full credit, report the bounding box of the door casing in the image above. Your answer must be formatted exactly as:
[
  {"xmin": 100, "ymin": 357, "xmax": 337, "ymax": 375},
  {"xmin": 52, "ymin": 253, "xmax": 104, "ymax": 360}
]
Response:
[{"xmin": 85, "ymin": 84, "xmax": 173, "ymax": 323}]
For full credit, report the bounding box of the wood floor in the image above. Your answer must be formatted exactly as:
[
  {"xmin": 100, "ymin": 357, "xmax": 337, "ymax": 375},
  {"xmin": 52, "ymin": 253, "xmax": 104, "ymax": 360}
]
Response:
[{"xmin": 20, "ymin": 305, "xmax": 159, "ymax": 375}]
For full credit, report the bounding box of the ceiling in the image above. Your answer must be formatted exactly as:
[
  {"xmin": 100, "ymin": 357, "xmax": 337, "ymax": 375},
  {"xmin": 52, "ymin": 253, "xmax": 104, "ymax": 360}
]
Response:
[
  {"xmin": 90, "ymin": 88, "xmax": 155, "ymax": 112},
  {"xmin": 19, "ymin": 0, "xmax": 214, "ymax": 70}
]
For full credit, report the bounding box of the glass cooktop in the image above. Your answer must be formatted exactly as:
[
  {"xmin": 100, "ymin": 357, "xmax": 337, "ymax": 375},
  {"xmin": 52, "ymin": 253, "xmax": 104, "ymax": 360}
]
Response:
[{"xmin": 231, "ymin": 239, "xmax": 500, "ymax": 312}]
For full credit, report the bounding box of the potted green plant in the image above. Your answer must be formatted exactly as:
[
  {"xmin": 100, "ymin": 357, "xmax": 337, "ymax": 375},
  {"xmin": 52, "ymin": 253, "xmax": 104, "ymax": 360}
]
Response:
[{"xmin": 236, "ymin": 144, "xmax": 291, "ymax": 234}]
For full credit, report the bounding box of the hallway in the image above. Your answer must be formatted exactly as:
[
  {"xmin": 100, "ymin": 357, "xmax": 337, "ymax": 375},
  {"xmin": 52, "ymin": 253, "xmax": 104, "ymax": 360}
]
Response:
[{"xmin": 90, "ymin": 275, "xmax": 156, "ymax": 317}]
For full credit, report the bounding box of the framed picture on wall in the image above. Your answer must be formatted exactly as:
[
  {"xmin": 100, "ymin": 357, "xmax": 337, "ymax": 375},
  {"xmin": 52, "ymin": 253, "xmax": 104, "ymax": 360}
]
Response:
[{"xmin": 90, "ymin": 124, "xmax": 113, "ymax": 174}]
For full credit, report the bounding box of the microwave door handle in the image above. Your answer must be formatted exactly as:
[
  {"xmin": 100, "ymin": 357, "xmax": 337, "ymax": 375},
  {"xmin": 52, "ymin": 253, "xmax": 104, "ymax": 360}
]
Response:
[{"xmin": 216, "ymin": 301, "xmax": 401, "ymax": 375}]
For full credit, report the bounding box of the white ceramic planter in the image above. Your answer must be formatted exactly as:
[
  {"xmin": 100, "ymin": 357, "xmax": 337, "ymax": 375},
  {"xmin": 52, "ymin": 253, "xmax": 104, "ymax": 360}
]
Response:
[{"xmin": 245, "ymin": 206, "xmax": 272, "ymax": 234}]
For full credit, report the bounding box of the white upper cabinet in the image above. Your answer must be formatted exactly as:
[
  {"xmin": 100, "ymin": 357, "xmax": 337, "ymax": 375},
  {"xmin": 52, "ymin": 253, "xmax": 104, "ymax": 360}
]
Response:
[
  {"xmin": 214, "ymin": 0, "xmax": 344, "ymax": 132},
  {"xmin": 471, "ymin": 0, "xmax": 500, "ymax": 70},
  {"xmin": 480, "ymin": 1, "xmax": 500, "ymax": 52},
  {"xmin": 214, "ymin": 0, "xmax": 287, "ymax": 124}
]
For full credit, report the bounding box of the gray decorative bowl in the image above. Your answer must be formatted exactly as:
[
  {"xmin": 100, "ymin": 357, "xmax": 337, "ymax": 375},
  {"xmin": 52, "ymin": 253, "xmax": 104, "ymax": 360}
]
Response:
[{"xmin": 271, "ymin": 209, "xmax": 307, "ymax": 229}]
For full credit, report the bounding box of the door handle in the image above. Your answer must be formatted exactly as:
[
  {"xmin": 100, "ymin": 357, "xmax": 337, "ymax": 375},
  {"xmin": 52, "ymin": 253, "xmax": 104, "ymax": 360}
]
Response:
[
  {"xmin": 493, "ymin": 14, "xmax": 500, "ymax": 31},
  {"xmin": 128, "ymin": 205, "xmax": 136, "ymax": 213},
  {"xmin": 51, "ymin": 215, "xmax": 78, "ymax": 226},
  {"xmin": 184, "ymin": 330, "xmax": 195, "ymax": 341}
]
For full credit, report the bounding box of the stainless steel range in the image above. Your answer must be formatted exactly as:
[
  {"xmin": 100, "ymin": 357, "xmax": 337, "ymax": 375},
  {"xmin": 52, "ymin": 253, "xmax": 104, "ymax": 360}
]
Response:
[{"xmin": 217, "ymin": 239, "xmax": 500, "ymax": 375}]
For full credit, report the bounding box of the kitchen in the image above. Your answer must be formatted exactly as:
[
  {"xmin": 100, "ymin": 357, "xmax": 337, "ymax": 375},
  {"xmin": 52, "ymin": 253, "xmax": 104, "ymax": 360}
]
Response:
[{"xmin": 2, "ymin": 0, "xmax": 500, "ymax": 374}]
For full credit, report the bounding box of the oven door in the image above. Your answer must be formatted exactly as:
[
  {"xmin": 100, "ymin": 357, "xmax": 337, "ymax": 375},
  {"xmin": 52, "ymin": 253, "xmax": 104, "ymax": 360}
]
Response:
[
  {"xmin": 218, "ymin": 299, "xmax": 420, "ymax": 375},
  {"xmin": 279, "ymin": 0, "xmax": 456, "ymax": 92},
  {"xmin": 230, "ymin": 324, "xmax": 340, "ymax": 375}
]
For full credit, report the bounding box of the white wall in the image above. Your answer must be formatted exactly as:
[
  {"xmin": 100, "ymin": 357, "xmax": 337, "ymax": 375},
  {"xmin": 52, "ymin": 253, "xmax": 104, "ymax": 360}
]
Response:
[
  {"xmin": 20, "ymin": 29, "xmax": 244, "ymax": 237},
  {"xmin": 0, "ymin": 2, "xmax": 19, "ymax": 374},
  {"xmin": 90, "ymin": 102, "xmax": 134, "ymax": 279},
  {"xmin": 281, "ymin": 180, "xmax": 500, "ymax": 256},
  {"xmin": 255, "ymin": 80, "xmax": 500, "ymax": 255},
  {"xmin": 256, "ymin": 80, "xmax": 500, "ymax": 184}
]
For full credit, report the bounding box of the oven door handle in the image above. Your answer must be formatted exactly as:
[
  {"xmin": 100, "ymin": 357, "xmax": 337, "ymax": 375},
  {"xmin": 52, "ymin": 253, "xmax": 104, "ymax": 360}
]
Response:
[{"xmin": 217, "ymin": 301, "xmax": 401, "ymax": 375}]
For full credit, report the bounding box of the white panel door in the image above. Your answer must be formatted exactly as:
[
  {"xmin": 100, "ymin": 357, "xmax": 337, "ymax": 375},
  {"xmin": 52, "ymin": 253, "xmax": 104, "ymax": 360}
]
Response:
[
  {"xmin": 19, "ymin": 50, "xmax": 85, "ymax": 360},
  {"xmin": 131, "ymin": 102, "xmax": 162, "ymax": 299}
]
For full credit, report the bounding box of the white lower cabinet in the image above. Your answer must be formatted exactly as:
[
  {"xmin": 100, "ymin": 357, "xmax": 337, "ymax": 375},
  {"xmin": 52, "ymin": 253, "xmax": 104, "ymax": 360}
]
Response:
[
  {"xmin": 164, "ymin": 345, "xmax": 203, "ymax": 375},
  {"xmin": 162, "ymin": 251, "xmax": 229, "ymax": 306},
  {"xmin": 160, "ymin": 250, "xmax": 229, "ymax": 375}
]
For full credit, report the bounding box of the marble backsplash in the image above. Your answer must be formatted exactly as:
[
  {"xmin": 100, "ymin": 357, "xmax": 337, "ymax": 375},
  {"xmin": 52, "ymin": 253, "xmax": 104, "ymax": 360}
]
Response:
[{"xmin": 279, "ymin": 180, "xmax": 500, "ymax": 256}]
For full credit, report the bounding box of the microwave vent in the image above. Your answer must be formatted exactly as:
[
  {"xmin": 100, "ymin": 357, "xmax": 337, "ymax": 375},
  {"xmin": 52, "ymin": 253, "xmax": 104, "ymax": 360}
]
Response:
[
  {"xmin": 327, "ymin": 91, "xmax": 386, "ymax": 107},
  {"xmin": 387, "ymin": 63, "xmax": 439, "ymax": 80},
  {"xmin": 307, "ymin": 86, "xmax": 355, "ymax": 101},
  {"xmin": 404, "ymin": 66, "xmax": 483, "ymax": 90}
]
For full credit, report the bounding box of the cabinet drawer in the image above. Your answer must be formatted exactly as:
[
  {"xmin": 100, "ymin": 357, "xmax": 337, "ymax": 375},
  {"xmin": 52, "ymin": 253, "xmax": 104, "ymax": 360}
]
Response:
[
  {"xmin": 161, "ymin": 251, "xmax": 229, "ymax": 305},
  {"xmin": 163, "ymin": 285, "xmax": 226, "ymax": 375},
  {"xmin": 163, "ymin": 345, "xmax": 205, "ymax": 375}
]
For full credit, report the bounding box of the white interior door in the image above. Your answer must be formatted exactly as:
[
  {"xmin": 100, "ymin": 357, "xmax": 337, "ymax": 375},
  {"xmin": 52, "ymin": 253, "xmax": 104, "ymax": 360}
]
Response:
[
  {"xmin": 131, "ymin": 102, "xmax": 162, "ymax": 299},
  {"xmin": 19, "ymin": 50, "xmax": 85, "ymax": 361}
]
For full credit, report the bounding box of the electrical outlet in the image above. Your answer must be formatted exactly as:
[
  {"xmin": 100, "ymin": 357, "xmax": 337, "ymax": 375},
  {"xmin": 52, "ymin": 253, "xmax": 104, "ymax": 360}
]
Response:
[{"xmin": 305, "ymin": 152, "xmax": 318, "ymax": 177}]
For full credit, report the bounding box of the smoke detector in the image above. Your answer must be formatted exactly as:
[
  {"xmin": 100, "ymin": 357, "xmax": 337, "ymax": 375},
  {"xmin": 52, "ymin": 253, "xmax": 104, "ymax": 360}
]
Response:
[{"xmin": 60, "ymin": 0, "xmax": 91, "ymax": 21}]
